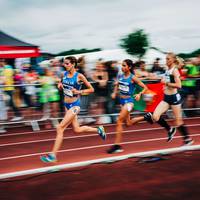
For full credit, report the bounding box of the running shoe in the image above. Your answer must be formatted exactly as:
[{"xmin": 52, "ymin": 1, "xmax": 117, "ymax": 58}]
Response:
[
  {"xmin": 143, "ymin": 112, "xmax": 153, "ymax": 124},
  {"xmin": 183, "ymin": 138, "xmax": 194, "ymax": 146},
  {"xmin": 167, "ymin": 127, "xmax": 176, "ymax": 142},
  {"xmin": 97, "ymin": 126, "xmax": 106, "ymax": 140},
  {"xmin": 40, "ymin": 153, "xmax": 57, "ymax": 163},
  {"xmin": 107, "ymin": 145, "xmax": 123, "ymax": 154}
]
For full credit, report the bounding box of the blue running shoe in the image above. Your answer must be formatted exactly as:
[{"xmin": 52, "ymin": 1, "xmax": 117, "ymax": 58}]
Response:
[
  {"xmin": 40, "ymin": 153, "xmax": 57, "ymax": 163},
  {"xmin": 97, "ymin": 126, "xmax": 106, "ymax": 140}
]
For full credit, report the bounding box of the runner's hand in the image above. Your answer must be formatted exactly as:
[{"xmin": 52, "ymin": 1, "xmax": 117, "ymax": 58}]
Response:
[
  {"xmin": 111, "ymin": 93, "xmax": 117, "ymax": 99},
  {"xmin": 57, "ymin": 82, "xmax": 63, "ymax": 90},
  {"xmin": 71, "ymin": 88, "xmax": 81, "ymax": 95},
  {"xmin": 134, "ymin": 93, "xmax": 141, "ymax": 101}
]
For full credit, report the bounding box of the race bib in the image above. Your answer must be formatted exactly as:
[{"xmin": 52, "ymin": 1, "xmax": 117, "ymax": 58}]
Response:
[
  {"xmin": 119, "ymin": 84, "xmax": 129, "ymax": 92},
  {"xmin": 165, "ymin": 75, "xmax": 170, "ymax": 83},
  {"xmin": 176, "ymin": 93, "xmax": 181, "ymax": 101},
  {"xmin": 64, "ymin": 88, "xmax": 73, "ymax": 97}
]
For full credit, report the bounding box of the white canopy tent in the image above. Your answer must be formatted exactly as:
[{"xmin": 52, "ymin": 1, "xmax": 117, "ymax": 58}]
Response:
[
  {"xmin": 39, "ymin": 48, "xmax": 166, "ymax": 69},
  {"xmin": 57, "ymin": 48, "xmax": 166, "ymax": 63}
]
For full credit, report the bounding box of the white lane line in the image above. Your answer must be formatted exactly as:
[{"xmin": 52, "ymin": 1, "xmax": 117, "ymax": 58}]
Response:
[
  {"xmin": 1, "ymin": 123, "xmax": 200, "ymax": 147},
  {"xmin": 0, "ymin": 127, "xmax": 162, "ymax": 147},
  {"xmin": 0, "ymin": 123, "xmax": 117, "ymax": 137},
  {"xmin": 0, "ymin": 129, "xmax": 55, "ymax": 137},
  {"xmin": 1, "ymin": 144, "xmax": 200, "ymax": 180},
  {"xmin": 1, "ymin": 116, "xmax": 200, "ymax": 137},
  {"xmin": 0, "ymin": 133, "xmax": 200, "ymax": 161}
]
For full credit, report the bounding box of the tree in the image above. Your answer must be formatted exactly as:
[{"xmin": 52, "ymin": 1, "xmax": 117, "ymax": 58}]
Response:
[
  {"xmin": 178, "ymin": 48, "xmax": 200, "ymax": 59},
  {"xmin": 120, "ymin": 29, "xmax": 150, "ymax": 59}
]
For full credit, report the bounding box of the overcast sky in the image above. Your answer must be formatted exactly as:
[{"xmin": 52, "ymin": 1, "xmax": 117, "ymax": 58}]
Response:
[{"xmin": 1, "ymin": 0, "xmax": 200, "ymax": 54}]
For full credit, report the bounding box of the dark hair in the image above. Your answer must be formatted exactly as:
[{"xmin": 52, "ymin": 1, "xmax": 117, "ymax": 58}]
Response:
[
  {"xmin": 64, "ymin": 56, "xmax": 77, "ymax": 68},
  {"xmin": 123, "ymin": 59, "xmax": 135, "ymax": 74},
  {"xmin": 139, "ymin": 60, "xmax": 145, "ymax": 65},
  {"xmin": 27, "ymin": 67, "xmax": 34, "ymax": 72}
]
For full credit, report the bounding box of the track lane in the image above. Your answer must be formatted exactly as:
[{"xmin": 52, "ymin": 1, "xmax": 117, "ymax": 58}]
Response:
[
  {"xmin": 0, "ymin": 132, "xmax": 199, "ymax": 174},
  {"xmin": 1, "ymin": 117, "xmax": 199, "ymax": 144},
  {"xmin": 0, "ymin": 117, "xmax": 199, "ymax": 176}
]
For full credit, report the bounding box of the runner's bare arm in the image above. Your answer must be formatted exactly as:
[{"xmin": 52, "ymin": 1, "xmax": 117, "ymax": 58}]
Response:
[
  {"xmin": 111, "ymin": 81, "xmax": 119, "ymax": 99},
  {"xmin": 133, "ymin": 76, "xmax": 148, "ymax": 94},
  {"xmin": 132, "ymin": 76, "xmax": 148, "ymax": 101},
  {"xmin": 77, "ymin": 74, "xmax": 94, "ymax": 95}
]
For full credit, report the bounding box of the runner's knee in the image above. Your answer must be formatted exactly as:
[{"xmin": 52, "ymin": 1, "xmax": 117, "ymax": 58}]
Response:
[
  {"xmin": 57, "ymin": 124, "xmax": 65, "ymax": 132},
  {"xmin": 73, "ymin": 127, "xmax": 82, "ymax": 134},
  {"xmin": 174, "ymin": 118, "xmax": 183, "ymax": 126},
  {"xmin": 117, "ymin": 117, "xmax": 124, "ymax": 124},
  {"xmin": 126, "ymin": 120, "xmax": 132, "ymax": 126},
  {"xmin": 152, "ymin": 114, "xmax": 160, "ymax": 122}
]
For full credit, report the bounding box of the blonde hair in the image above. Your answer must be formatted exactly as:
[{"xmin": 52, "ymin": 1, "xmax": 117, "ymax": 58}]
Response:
[{"xmin": 167, "ymin": 52, "xmax": 184, "ymax": 66}]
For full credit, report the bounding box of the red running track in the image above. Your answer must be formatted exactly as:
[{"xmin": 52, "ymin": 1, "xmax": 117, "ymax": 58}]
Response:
[{"xmin": 0, "ymin": 117, "xmax": 200, "ymax": 176}]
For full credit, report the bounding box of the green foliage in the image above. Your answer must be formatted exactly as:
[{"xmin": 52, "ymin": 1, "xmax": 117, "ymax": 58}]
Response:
[
  {"xmin": 120, "ymin": 29, "xmax": 150, "ymax": 59},
  {"xmin": 178, "ymin": 48, "xmax": 200, "ymax": 59},
  {"xmin": 56, "ymin": 48, "xmax": 102, "ymax": 56}
]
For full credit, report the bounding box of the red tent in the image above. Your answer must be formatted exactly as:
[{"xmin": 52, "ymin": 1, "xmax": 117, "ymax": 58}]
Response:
[{"xmin": 0, "ymin": 30, "xmax": 40, "ymax": 58}]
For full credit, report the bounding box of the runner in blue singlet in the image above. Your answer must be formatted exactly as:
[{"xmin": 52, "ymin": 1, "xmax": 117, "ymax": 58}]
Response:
[
  {"xmin": 40, "ymin": 56, "xmax": 106, "ymax": 163},
  {"xmin": 107, "ymin": 59, "xmax": 148, "ymax": 153}
]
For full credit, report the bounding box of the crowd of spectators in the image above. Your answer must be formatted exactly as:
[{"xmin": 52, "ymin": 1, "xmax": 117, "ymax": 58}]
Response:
[{"xmin": 0, "ymin": 55, "xmax": 200, "ymax": 133}]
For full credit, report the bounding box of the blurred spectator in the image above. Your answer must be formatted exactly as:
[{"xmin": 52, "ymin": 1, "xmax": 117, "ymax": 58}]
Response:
[
  {"xmin": 92, "ymin": 60, "xmax": 108, "ymax": 96},
  {"xmin": 105, "ymin": 60, "xmax": 118, "ymax": 81},
  {"xmin": 50, "ymin": 58, "xmax": 65, "ymax": 114},
  {"xmin": 135, "ymin": 61, "xmax": 156, "ymax": 79},
  {"xmin": 0, "ymin": 69, "xmax": 7, "ymax": 133},
  {"xmin": 50, "ymin": 58, "xmax": 65, "ymax": 79},
  {"xmin": 77, "ymin": 56, "xmax": 86, "ymax": 76},
  {"xmin": 38, "ymin": 68, "xmax": 60, "ymax": 119},
  {"xmin": 76, "ymin": 56, "xmax": 95, "ymax": 124},
  {"xmin": 14, "ymin": 66, "xmax": 37, "ymax": 108},
  {"xmin": 91, "ymin": 60, "xmax": 109, "ymax": 124},
  {"xmin": 24, "ymin": 66, "xmax": 39, "ymax": 107},
  {"xmin": 104, "ymin": 60, "xmax": 119, "ymax": 123},
  {"xmin": 176, "ymin": 57, "xmax": 186, "ymax": 80},
  {"xmin": 0, "ymin": 59, "xmax": 23, "ymax": 121},
  {"xmin": 13, "ymin": 69, "xmax": 24, "ymax": 107},
  {"xmin": 195, "ymin": 55, "xmax": 200, "ymax": 110},
  {"xmin": 151, "ymin": 58, "xmax": 165, "ymax": 75},
  {"xmin": 181, "ymin": 59, "xmax": 200, "ymax": 116}
]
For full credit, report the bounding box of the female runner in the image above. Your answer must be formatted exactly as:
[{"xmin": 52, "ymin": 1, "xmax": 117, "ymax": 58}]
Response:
[
  {"xmin": 138, "ymin": 53, "xmax": 194, "ymax": 145},
  {"xmin": 107, "ymin": 59, "xmax": 148, "ymax": 153},
  {"xmin": 41, "ymin": 56, "xmax": 106, "ymax": 162}
]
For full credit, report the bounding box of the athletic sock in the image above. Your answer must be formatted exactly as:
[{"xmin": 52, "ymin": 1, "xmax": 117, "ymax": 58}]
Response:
[
  {"xmin": 178, "ymin": 124, "xmax": 189, "ymax": 140},
  {"xmin": 157, "ymin": 117, "xmax": 171, "ymax": 131}
]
